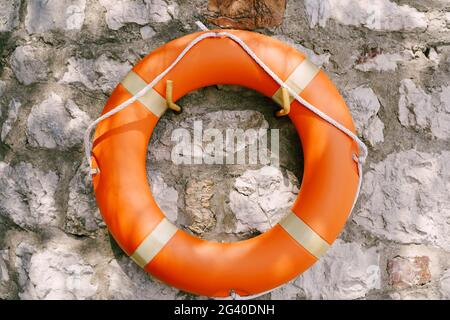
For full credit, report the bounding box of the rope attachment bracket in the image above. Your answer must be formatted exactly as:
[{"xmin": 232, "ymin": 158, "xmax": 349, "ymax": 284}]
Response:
[
  {"xmin": 275, "ymin": 87, "xmax": 291, "ymax": 117},
  {"xmin": 166, "ymin": 80, "xmax": 182, "ymax": 113}
]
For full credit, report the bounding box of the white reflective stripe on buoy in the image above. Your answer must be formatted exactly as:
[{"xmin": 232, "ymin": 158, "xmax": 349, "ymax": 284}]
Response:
[
  {"xmin": 130, "ymin": 218, "xmax": 178, "ymax": 268},
  {"xmin": 272, "ymin": 59, "xmax": 320, "ymax": 106},
  {"xmin": 279, "ymin": 211, "xmax": 330, "ymax": 259},
  {"xmin": 121, "ymin": 70, "xmax": 167, "ymax": 117}
]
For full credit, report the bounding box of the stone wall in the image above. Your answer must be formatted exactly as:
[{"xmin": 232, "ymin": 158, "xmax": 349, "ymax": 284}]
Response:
[{"xmin": 0, "ymin": 0, "xmax": 449, "ymax": 300}]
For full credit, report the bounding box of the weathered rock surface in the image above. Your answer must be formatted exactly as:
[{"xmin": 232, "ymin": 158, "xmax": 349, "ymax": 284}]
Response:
[
  {"xmin": 0, "ymin": 81, "xmax": 5, "ymax": 98},
  {"xmin": 0, "ymin": 0, "xmax": 20, "ymax": 32},
  {"xmin": 1, "ymin": 98, "xmax": 21, "ymax": 142},
  {"xmin": 105, "ymin": 257, "xmax": 178, "ymax": 300},
  {"xmin": 389, "ymin": 288, "xmax": 441, "ymax": 300},
  {"xmin": 0, "ymin": 250, "xmax": 14, "ymax": 298},
  {"xmin": 399, "ymin": 80, "xmax": 450, "ymax": 140},
  {"xmin": 140, "ymin": 26, "xmax": 156, "ymax": 40},
  {"xmin": 149, "ymin": 110, "xmax": 269, "ymax": 163},
  {"xmin": 293, "ymin": 240, "xmax": 380, "ymax": 300},
  {"xmin": 270, "ymin": 281, "xmax": 302, "ymax": 300},
  {"xmin": 64, "ymin": 164, "xmax": 103, "ymax": 236},
  {"xmin": 273, "ymin": 35, "xmax": 330, "ymax": 67},
  {"xmin": 355, "ymin": 52, "xmax": 405, "ymax": 72},
  {"xmin": 99, "ymin": 0, "xmax": 178, "ymax": 30},
  {"xmin": 26, "ymin": 93, "xmax": 91, "ymax": 149},
  {"xmin": 25, "ymin": 0, "xmax": 86, "ymax": 34},
  {"xmin": 229, "ymin": 166, "xmax": 298, "ymax": 233},
  {"xmin": 0, "ymin": 251, "xmax": 9, "ymax": 284},
  {"xmin": 0, "ymin": 162, "xmax": 59, "ymax": 229},
  {"xmin": 15, "ymin": 238, "xmax": 97, "ymax": 300},
  {"xmin": 387, "ymin": 256, "xmax": 432, "ymax": 289},
  {"xmin": 101, "ymin": 257, "xmax": 179, "ymax": 300},
  {"xmin": 149, "ymin": 171, "xmax": 178, "ymax": 223},
  {"xmin": 10, "ymin": 45, "xmax": 50, "ymax": 85},
  {"xmin": 13, "ymin": 242, "xmax": 36, "ymax": 296},
  {"xmin": 346, "ymin": 86, "xmax": 384, "ymax": 146},
  {"xmin": 207, "ymin": 0, "xmax": 286, "ymax": 30},
  {"xmin": 60, "ymin": 55, "xmax": 131, "ymax": 94},
  {"xmin": 440, "ymin": 269, "xmax": 450, "ymax": 299},
  {"xmin": 354, "ymin": 150, "xmax": 450, "ymax": 249},
  {"xmin": 185, "ymin": 179, "xmax": 215, "ymax": 234},
  {"xmin": 304, "ymin": 0, "xmax": 427, "ymax": 31}
]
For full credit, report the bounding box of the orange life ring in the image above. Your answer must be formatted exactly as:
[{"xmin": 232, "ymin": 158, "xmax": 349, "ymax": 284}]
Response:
[{"xmin": 90, "ymin": 30, "xmax": 362, "ymax": 298}]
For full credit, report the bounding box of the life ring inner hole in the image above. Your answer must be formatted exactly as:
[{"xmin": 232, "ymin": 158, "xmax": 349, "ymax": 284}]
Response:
[{"xmin": 145, "ymin": 84, "xmax": 304, "ymax": 243}]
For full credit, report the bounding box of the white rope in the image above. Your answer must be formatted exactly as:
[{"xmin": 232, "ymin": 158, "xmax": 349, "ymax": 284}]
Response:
[
  {"xmin": 195, "ymin": 20, "xmax": 209, "ymax": 31},
  {"xmin": 223, "ymin": 32, "xmax": 368, "ymax": 163},
  {"xmin": 84, "ymin": 31, "xmax": 367, "ymax": 170},
  {"xmin": 83, "ymin": 30, "xmax": 368, "ymax": 300},
  {"xmin": 83, "ymin": 32, "xmax": 222, "ymax": 174}
]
